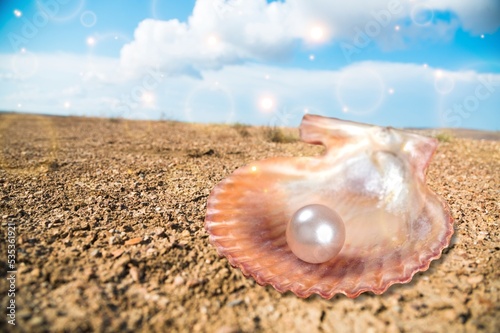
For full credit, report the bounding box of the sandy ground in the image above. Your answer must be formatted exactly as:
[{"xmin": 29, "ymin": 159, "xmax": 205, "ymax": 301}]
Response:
[{"xmin": 0, "ymin": 113, "xmax": 498, "ymax": 333}]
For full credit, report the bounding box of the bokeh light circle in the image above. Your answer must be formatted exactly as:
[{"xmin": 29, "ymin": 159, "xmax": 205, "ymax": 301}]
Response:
[
  {"xmin": 36, "ymin": 0, "xmax": 85, "ymax": 22},
  {"xmin": 336, "ymin": 69, "xmax": 385, "ymax": 115},
  {"xmin": 151, "ymin": 0, "xmax": 173, "ymax": 21},
  {"xmin": 411, "ymin": 4, "xmax": 434, "ymax": 26},
  {"xmin": 185, "ymin": 83, "xmax": 235, "ymax": 124},
  {"xmin": 84, "ymin": 32, "xmax": 131, "ymax": 56},
  {"xmin": 270, "ymin": 105, "xmax": 321, "ymax": 128},
  {"xmin": 434, "ymin": 73, "xmax": 455, "ymax": 95},
  {"xmin": 11, "ymin": 51, "xmax": 39, "ymax": 78},
  {"xmin": 121, "ymin": 110, "xmax": 155, "ymax": 139},
  {"xmin": 80, "ymin": 10, "xmax": 97, "ymax": 27},
  {"xmin": 258, "ymin": 95, "xmax": 276, "ymax": 113}
]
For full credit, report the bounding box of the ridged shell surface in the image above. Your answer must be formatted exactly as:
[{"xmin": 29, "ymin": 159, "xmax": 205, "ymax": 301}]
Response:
[{"xmin": 205, "ymin": 114, "xmax": 453, "ymax": 298}]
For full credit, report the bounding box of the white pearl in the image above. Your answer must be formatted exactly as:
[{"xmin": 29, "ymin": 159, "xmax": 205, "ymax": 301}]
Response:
[{"xmin": 286, "ymin": 204, "xmax": 345, "ymax": 264}]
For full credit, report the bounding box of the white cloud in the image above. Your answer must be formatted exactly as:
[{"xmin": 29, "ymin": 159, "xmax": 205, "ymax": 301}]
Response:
[
  {"xmin": 427, "ymin": 0, "xmax": 500, "ymax": 34},
  {"xmin": 120, "ymin": 0, "xmax": 500, "ymax": 76},
  {"xmin": 0, "ymin": 53, "xmax": 125, "ymax": 116},
  {"xmin": 1, "ymin": 52, "xmax": 499, "ymax": 129},
  {"xmin": 120, "ymin": 0, "xmax": 297, "ymax": 76}
]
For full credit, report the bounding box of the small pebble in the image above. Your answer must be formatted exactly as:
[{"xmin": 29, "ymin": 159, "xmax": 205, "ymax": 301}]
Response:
[
  {"xmin": 109, "ymin": 235, "xmax": 123, "ymax": 245},
  {"xmin": 124, "ymin": 237, "xmax": 143, "ymax": 246},
  {"xmin": 129, "ymin": 266, "xmax": 141, "ymax": 283},
  {"xmin": 227, "ymin": 299, "xmax": 243, "ymax": 307},
  {"xmin": 173, "ymin": 275, "xmax": 185, "ymax": 286}
]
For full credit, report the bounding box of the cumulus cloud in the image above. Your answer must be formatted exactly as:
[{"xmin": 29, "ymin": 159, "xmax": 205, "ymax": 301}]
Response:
[
  {"xmin": 120, "ymin": 0, "xmax": 296, "ymax": 76},
  {"xmin": 120, "ymin": 0, "xmax": 500, "ymax": 76},
  {"xmin": 428, "ymin": 0, "xmax": 500, "ymax": 34}
]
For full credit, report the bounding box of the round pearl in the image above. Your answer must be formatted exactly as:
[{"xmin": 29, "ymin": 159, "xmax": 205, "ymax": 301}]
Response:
[{"xmin": 286, "ymin": 204, "xmax": 345, "ymax": 264}]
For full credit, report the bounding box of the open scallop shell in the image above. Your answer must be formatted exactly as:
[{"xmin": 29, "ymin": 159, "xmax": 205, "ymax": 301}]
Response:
[{"xmin": 205, "ymin": 114, "xmax": 453, "ymax": 298}]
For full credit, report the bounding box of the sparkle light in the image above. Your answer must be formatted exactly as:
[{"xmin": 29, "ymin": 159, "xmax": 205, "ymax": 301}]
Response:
[
  {"xmin": 265, "ymin": 74, "xmax": 270, "ymax": 80},
  {"xmin": 141, "ymin": 92, "xmax": 155, "ymax": 105},
  {"xmin": 17, "ymin": 103, "xmax": 22, "ymax": 108},
  {"xmin": 388, "ymin": 88, "xmax": 394, "ymax": 94},
  {"xmin": 251, "ymin": 166, "xmax": 257, "ymax": 172},
  {"xmin": 309, "ymin": 54, "xmax": 315, "ymax": 61},
  {"xmin": 86, "ymin": 37, "xmax": 96, "ymax": 46},
  {"xmin": 434, "ymin": 70, "xmax": 454, "ymax": 94},
  {"xmin": 207, "ymin": 35, "xmax": 219, "ymax": 46},
  {"xmin": 64, "ymin": 101, "xmax": 71, "ymax": 108},
  {"xmin": 394, "ymin": 25, "xmax": 400, "ymax": 31},
  {"xmin": 259, "ymin": 96, "xmax": 275, "ymax": 112},
  {"xmin": 304, "ymin": 108, "xmax": 309, "ymax": 114},
  {"xmin": 20, "ymin": 48, "xmax": 26, "ymax": 53},
  {"xmin": 423, "ymin": 63, "xmax": 428, "ymax": 68},
  {"xmin": 480, "ymin": 34, "xmax": 485, "ymax": 39},
  {"xmin": 309, "ymin": 25, "xmax": 325, "ymax": 41},
  {"xmin": 342, "ymin": 106, "xmax": 349, "ymax": 113},
  {"xmin": 13, "ymin": 9, "xmax": 22, "ymax": 18}
]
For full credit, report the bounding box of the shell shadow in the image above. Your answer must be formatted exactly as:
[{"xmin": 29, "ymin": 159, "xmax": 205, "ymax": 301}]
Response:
[{"xmin": 287, "ymin": 230, "xmax": 458, "ymax": 303}]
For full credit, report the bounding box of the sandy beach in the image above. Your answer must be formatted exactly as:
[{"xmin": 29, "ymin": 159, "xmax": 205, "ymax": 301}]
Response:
[{"xmin": 0, "ymin": 113, "xmax": 498, "ymax": 332}]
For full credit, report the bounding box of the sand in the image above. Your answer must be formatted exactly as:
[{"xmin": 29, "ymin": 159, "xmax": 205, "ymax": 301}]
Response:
[{"xmin": 0, "ymin": 113, "xmax": 498, "ymax": 333}]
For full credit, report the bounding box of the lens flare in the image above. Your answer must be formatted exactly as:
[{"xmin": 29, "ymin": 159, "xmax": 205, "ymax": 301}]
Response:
[
  {"xmin": 141, "ymin": 92, "xmax": 155, "ymax": 105},
  {"xmin": 207, "ymin": 35, "xmax": 219, "ymax": 46},
  {"xmin": 434, "ymin": 70, "xmax": 454, "ymax": 94},
  {"xmin": 259, "ymin": 96, "xmax": 275, "ymax": 112},
  {"xmin": 310, "ymin": 25, "xmax": 325, "ymax": 41},
  {"xmin": 86, "ymin": 37, "xmax": 96, "ymax": 46}
]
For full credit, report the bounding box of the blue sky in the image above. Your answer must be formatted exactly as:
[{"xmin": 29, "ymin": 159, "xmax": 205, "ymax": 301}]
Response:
[{"xmin": 0, "ymin": 0, "xmax": 499, "ymax": 130}]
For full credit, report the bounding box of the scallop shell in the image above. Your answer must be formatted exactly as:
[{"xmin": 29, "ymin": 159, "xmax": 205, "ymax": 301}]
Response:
[{"xmin": 205, "ymin": 114, "xmax": 453, "ymax": 298}]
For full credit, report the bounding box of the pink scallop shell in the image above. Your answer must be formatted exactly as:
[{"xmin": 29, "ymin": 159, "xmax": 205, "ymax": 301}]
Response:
[{"xmin": 205, "ymin": 114, "xmax": 454, "ymax": 298}]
